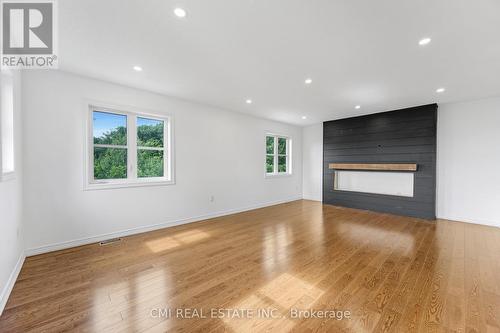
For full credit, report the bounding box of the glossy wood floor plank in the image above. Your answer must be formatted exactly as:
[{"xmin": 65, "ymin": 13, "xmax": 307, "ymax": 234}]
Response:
[{"xmin": 1, "ymin": 200, "xmax": 499, "ymax": 332}]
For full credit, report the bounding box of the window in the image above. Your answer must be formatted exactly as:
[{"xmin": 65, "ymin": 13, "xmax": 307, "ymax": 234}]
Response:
[
  {"xmin": 266, "ymin": 134, "xmax": 291, "ymax": 176},
  {"xmin": 1, "ymin": 70, "xmax": 15, "ymax": 181},
  {"xmin": 87, "ymin": 105, "xmax": 173, "ymax": 189}
]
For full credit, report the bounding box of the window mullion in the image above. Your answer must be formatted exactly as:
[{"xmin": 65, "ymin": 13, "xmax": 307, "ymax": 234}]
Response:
[
  {"xmin": 94, "ymin": 143, "xmax": 127, "ymax": 149},
  {"xmin": 136, "ymin": 146, "xmax": 164, "ymax": 151}
]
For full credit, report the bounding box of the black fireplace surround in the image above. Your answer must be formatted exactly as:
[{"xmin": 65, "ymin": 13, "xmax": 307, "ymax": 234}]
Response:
[{"xmin": 323, "ymin": 104, "xmax": 437, "ymax": 219}]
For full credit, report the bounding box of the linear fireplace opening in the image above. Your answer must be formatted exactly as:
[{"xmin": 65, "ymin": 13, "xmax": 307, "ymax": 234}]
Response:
[{"xmin": 334, "ymin": 170, "xmax": 414, "ymax": 197}]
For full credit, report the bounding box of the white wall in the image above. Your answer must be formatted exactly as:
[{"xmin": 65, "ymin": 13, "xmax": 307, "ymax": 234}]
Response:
[
  {"xmin": 437, "ymin": 97, "xmax": 500, "ymax": 227},
  {"xmin": 0, "ymin": 71, "xmax": 24, "ymax": 314},
  {"xmin": 22, "ymin": 70, "xmax": 302, "ymax": 253},
  {"xmin": 302, "ymin": 123, "xmax": 322, "ymax": 201}
]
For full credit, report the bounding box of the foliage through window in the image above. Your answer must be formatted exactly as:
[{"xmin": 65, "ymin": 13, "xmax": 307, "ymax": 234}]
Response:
[
  {"xmin": 93, "ymin": 111, "xmax": 128, "ymax": 179},
  {"xmin": 266, "ymin": 135, "xmax": 291, "ymax": 175},
  {"xmin": 137, "ymin": 117, "xmax": 164, "ymax": 178},
  {"xmin": 88, "ymin": 107, "xmax": 172, "ymax": 188}
]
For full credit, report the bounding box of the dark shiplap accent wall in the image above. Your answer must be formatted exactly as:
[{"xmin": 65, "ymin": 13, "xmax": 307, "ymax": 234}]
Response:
[{"xmin": 323, "ymin": 104, "xmax": 437, "ymax": 219}]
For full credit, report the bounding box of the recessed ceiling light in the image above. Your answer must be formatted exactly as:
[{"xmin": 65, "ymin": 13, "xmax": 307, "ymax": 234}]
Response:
[
  {"xmin": 133, "ymin": 66, "xmax": 142, "ymax": 72},
  {"xmin": 355, "ymin": 105, "xmax": 361, "ymax": 109},
  {"xmin": 174, "ymin": 7, "xmax": 187, "ymax": 18},
  {"xmin": 419, "ymin": 37, "xmax": 431, "ymax": 46},
  {"xmin": 304, "ymin": 78, "xmax": 312, "ymax": 85},
  {"xmin": 436, "ymin": 87, "xmax": 445, "ymax": 93},
  {"xmin": 246, "ymin": 99, "xmax": 252, "ymax": 104},
  {"xmin": 301, "ymin": 116, "xmax": 307, "ymax": 120}
]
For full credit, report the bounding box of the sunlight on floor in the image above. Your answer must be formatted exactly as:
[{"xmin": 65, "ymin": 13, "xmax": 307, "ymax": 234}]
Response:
[
  {"xmin": 145, "ymin": 229, "xmax": 210, "ymax": 253},
  {"xmin": 124, "ymin": 268, "xmax": 171, "ymax": 331},
  {"xmin": 223, "ymin": 294, "xmax": 296, "ymax": 332},
  {"xmin": 146, "ymin": 237, "xmax": 182, "ymax": 252},
  {"xmin": 262, "ymin": 224, "xmax": 295, "ymax": 272},
  {"xmin": 91, "ymin": 268, "xmax": 174, "ymax": 331},
  {"xmin": 224, "ymin": 273, "xmax": 323, "ymax": 332},
  {"xmin": 92, "ymin": 280, "xmax": 130, "ymax": 331},
  {"xmin": 258, "ymin": 273, "xmax": 323, "ymax": 309}
]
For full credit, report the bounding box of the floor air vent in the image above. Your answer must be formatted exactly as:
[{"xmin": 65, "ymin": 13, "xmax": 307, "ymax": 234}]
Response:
[{"xmin": 99, "ymin": 238, "xmax": 122, "ymax": 246}]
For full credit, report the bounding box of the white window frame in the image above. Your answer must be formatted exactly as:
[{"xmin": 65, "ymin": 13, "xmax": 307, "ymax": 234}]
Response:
[
  {"xmin": 265, "ymin": 134, "xmax": 292, "ymax": 178},
  {"xmin": 1, "ymin": 69, "xmax": 15, "ymax": 182},
  {"xmin": 85, "ymin": 103, "xmax": 175, "ymax": 190}
]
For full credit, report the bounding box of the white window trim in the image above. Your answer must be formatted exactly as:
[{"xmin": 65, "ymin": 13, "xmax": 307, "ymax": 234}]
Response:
[
  {"xmin": 84, "ymin": 102, "xmax": 175, "ymax": 190},
  {"xmin": 1, "ymin": 69, "xmax": 15, "ymax": 182},
  {"xmin": 265, "ymin": 133, "xmax": 292, "ymax": 178}
]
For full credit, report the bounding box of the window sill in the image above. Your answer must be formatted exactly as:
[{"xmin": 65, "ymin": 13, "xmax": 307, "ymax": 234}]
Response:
[
  {"xmin": 1, "ymin": 172, "xmax": 16, "ymax": 182},
  {"xmin": 84, "ymin": 179, "xmax": 175, "ymax": 191},
  {"xmin": 265, "ymin": 173, "xmax": 293, "ymax": 179}
]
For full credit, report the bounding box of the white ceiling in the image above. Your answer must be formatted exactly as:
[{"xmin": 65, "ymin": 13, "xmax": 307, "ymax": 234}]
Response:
[{"xmin": 59, "ymin": 0, "xmax": 500, "ymax": 126}]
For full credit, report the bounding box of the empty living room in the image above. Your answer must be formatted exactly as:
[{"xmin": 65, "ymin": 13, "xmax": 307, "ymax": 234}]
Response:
[{"xmin": 1, "ymin": 0, "xmax": 500, "ymax": 332}]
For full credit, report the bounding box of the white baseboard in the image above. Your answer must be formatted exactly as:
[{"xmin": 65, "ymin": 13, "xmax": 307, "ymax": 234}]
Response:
[
  {"xmin": 302, "ymin": 195, "xmax": 322, "ymax": 202},
  {"xmin": 437, "ymin": 214, "xmax": 499, "ymax": 228},
  {"xmin": 0, "ymin": 252, "xmax": 25, "ymax": 316},
  {"xmin": 25, "ymin": 196, "xmax": 303, "ymax": 257}
]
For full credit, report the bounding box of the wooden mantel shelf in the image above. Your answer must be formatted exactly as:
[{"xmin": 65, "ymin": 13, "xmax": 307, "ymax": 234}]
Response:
[{"xmin": 329, "ymin": 163, "xmax": 417, "ymax": 171}]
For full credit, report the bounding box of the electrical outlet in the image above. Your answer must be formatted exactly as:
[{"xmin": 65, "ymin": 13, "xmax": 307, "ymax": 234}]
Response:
[{"xmin": 209, "ymin": 195, "xmax": 215, "ymax": 203}]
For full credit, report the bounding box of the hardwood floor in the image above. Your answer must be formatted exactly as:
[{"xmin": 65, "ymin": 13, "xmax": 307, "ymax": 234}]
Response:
[{"xmin": 1, "ymin": 200, "xmax": 499, "ymax": 332}]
